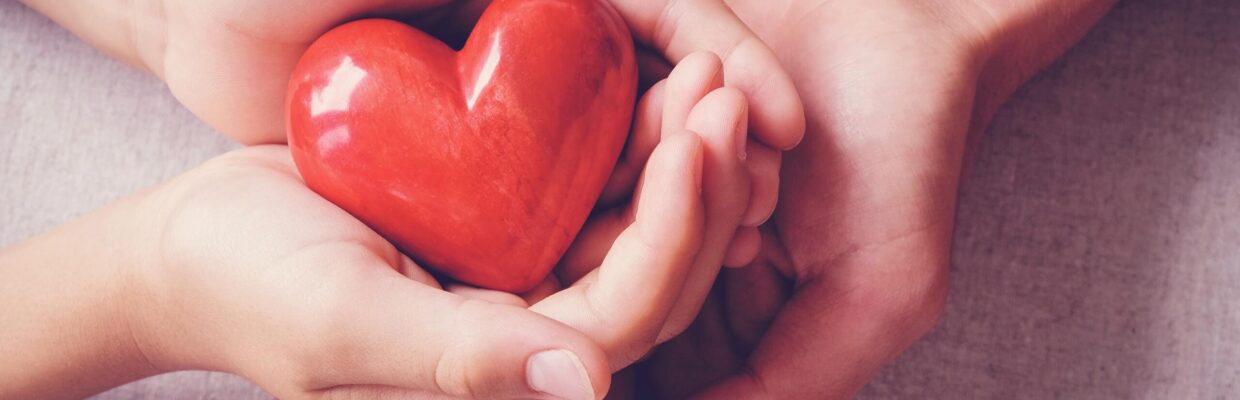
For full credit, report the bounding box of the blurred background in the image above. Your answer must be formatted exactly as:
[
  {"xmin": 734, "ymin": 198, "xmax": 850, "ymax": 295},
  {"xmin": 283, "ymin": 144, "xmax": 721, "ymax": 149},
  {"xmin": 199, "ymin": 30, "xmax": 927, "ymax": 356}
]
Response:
[{"xmin": 1, "ymin": 0, "xmax": 1236, "ymax": 398}]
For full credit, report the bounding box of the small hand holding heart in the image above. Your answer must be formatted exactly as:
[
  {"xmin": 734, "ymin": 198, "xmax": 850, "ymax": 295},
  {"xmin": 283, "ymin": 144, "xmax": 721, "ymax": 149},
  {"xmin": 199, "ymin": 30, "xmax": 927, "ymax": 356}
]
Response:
[
  {"xmin": 278, "ymin": 0, "xmax": 763, "ymax": 397},
  {"xmin": 146, "ymin": 52, "xmax": 752, "ymax": 399},
  {"xmin": 287, "ymin": 0, "xmax": 638, "ymax": 292},
  {"xmin": 458, "ymin": 51, "xmax": 755, "ymax": 372},
  {"xmin": 18, "ymin": 0, "xmax": 804, "ymax": 397}
]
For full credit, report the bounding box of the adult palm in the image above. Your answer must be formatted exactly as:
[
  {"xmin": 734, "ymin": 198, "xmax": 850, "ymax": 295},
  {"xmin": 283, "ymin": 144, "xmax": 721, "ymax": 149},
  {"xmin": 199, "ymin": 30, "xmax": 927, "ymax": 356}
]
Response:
[{"xmin": 625, "ymin": 0, "xmax": 1117, "ymax": 398}]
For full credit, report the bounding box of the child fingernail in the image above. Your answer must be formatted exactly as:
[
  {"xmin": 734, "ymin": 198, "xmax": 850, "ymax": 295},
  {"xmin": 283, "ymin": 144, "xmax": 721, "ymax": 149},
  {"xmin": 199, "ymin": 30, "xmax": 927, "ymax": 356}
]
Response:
[
  {"xmin": 528, "ymin": 349, "xmax": 594, "ymax": 400},
  {"xmin": 782, "ymin": 131, "xmax": 804, "ymax": 150}
]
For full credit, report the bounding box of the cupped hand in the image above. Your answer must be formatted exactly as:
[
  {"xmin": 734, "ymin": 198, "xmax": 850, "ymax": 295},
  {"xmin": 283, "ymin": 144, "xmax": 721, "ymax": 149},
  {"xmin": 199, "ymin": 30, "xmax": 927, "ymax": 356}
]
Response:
[
  {"xmin": 127, "ymin": 50, "xmax": 756, "ymax": 399},
  {"xmin": 129, "ymin": 135, "xmax": 707, "ymax": 398},
  {"xmin": 138, "ymin": 0, "xmax": 801, "ymax": 148},
  {"xmin": 147, "ymin": 0, "xmax": 798, "ymax": 274},
  {"xmin": 145, "ymin": 0, "xmax": 800, "ymax": 256},
  {"xmin": 135, "ymin": 145, "xmax": 611, "ymax": 399},
  {"xmin": 620, "ymin": 0, "xmax": 1117, "ymax": 398},
  {"xmin": 454, "ymin": 50, "xmax": 757, "ymax": 371}
]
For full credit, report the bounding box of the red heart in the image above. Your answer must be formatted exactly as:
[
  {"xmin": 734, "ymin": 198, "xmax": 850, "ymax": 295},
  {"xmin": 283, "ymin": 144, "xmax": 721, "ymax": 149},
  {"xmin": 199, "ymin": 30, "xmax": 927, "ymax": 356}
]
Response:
[{"xmin": 286, "ymin": 0, "xmax": 636, "ymax": 292}]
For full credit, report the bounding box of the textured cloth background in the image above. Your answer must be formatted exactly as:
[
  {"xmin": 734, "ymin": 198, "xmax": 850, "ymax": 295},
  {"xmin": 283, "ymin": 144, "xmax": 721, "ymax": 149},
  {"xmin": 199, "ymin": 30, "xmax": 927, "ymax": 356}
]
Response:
[{"xmin": 2, "ymin": 0, "xmax": 1237, "ymax": 398}]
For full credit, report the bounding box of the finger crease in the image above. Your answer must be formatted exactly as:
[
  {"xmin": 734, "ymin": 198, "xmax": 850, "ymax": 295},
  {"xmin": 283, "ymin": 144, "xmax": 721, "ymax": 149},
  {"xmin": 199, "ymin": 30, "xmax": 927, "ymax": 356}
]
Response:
[{"xmin": 651, "ymin": 0, "xmax": 685, "ymax": 55}]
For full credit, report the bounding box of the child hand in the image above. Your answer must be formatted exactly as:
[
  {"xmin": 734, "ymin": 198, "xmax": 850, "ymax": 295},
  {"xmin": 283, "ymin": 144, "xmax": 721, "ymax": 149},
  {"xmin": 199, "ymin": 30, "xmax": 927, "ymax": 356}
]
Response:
[
  {"xmin": 447, "ymin": 51, "xmax": 756, "ymax": 369},
  {"xmin": 2, "ymin": 81, "xmax": 736, "ymax": 397},
  {"xmin": 131, "ymin": 146, "xmax": 608, "ymax": 399},
  {"xmin": 121, "ymin": 125, "xmax": 719, "ymax": 398},
  {"xmin": 591, "ymin": 51, "xmax": 764, "ymax": 335}
]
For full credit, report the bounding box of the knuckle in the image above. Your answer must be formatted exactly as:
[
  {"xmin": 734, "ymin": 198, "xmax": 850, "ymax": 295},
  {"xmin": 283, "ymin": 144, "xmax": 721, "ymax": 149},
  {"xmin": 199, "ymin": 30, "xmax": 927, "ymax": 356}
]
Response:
[
  {"xmin": 705, "ymin": 86, "xmax": 747, "ymax": 109},
  {"xmin": 434, "ymin": 298, "xmax": 502, "ymax": 398},
  {"xmin": 649, "ymin": 0, "xmax": 683, "ymax": 51},
  {"xmin": 557, "ymin": 287, "xmax": 656, "ymax": 369}
]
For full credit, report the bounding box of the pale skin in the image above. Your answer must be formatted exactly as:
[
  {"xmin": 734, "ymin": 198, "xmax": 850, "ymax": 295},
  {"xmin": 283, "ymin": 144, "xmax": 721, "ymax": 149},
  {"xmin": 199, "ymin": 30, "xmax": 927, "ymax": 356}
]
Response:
[
  {"xmin": 19, "ymin": 0, "xmax": 804, "ymax": 344},
  {"xmin": 3, "ymin": 0, "xmax": 1116, "ymax": 399},
  {"xmin": 0, "ymin": 53, "xmax": 754, "ymax": 399},
  {"xmin": 10, "ymin": 0, "xmax": 801, "ymax": 397}
]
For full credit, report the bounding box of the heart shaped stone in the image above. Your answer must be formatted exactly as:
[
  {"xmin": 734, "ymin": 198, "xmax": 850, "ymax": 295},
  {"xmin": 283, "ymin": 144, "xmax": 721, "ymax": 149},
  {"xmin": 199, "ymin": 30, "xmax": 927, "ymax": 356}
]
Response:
[{"xmin": 286, "ymin": 0, "xmax": 636, "ymax": 292}]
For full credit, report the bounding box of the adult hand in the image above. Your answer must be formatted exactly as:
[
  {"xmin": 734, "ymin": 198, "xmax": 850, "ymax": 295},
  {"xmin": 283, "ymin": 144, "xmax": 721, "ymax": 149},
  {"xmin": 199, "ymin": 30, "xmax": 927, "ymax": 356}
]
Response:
[
  {"xmin": 21, "ymin": 0, "xmax": 802, "ymax": 149},
  {"xmin": 621, "ymin": 0, "xmax": 1118, "ymax": 398}
]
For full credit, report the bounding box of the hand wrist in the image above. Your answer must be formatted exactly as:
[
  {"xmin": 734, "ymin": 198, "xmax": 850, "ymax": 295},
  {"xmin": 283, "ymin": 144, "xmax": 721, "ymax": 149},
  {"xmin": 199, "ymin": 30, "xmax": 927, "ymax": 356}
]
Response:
[
  {"xmin": 120, "ymin": 173, "xmax": 237, "ymax": 375},
  {"xmin": 0, "ymin": 188, "xmax": 166, "ymax": 398},
  {"xmin": 124, "ymin": 156, "xmax": 303, "ymax": 377},
  {"xmin": 80, "ymin": 188, "xmax": 170, "ymax": 377},
  {"xmin": 112, "ymin": 187, "xmax": 181, "ymax": 372}
]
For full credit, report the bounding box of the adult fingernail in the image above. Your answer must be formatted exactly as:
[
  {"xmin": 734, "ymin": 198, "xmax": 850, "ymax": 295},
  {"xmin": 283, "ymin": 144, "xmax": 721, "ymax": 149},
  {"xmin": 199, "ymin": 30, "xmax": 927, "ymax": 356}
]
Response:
[{"xmin": 527, "ymin": 349, "xmax": 594, "ymax": 400}]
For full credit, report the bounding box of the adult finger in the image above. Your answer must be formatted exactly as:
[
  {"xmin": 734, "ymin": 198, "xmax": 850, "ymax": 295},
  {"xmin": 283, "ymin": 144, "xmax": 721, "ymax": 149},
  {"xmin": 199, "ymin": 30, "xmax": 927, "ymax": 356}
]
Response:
[
  {"xmin": 741, "ymin": 141, "xmax": 781, "ymax": 226},
  {"xmin": 722, "ymin": 226, "xmax": 761, "ymax": 268},
  {"xmin": 606, "ymin": 0, "xmax": 806, "ymax": 149}
]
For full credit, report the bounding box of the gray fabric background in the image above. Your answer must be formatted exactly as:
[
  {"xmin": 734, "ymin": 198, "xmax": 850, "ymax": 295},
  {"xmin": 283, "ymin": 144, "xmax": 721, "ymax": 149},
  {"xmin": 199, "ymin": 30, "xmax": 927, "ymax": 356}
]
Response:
[{"xmin": 2, "ymin": 0, "xmax": 1237, "ymax": 398}]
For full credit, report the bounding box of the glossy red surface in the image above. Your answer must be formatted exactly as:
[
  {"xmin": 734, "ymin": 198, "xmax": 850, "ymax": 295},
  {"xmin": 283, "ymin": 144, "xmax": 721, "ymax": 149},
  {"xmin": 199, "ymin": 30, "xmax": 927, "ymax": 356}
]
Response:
[{"xmin": 286, "ymin": 0, "xmax": 636, "ymax": 292}]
